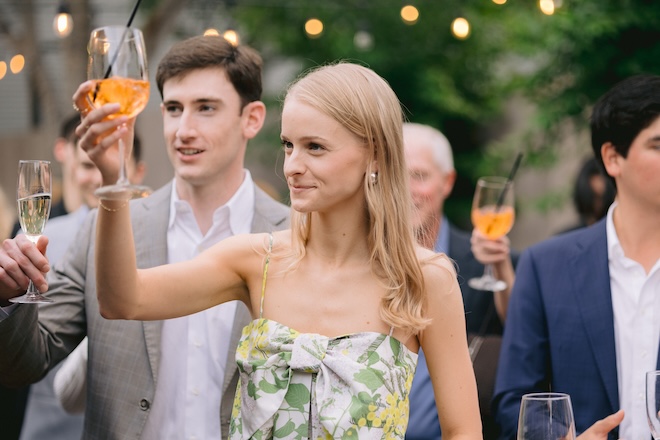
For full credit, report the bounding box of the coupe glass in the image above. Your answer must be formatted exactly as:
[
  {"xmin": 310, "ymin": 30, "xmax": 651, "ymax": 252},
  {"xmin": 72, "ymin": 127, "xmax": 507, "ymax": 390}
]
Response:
[
  {"xmin": 468, "ymin": 176, "xmax": 515, "ymax": 291},
  {"xmin": 647, "ymin": 370, "xmax": 660, "ymax": 439},
  {"xmin": 11, "ymin": 160, "xmax": 53, "ymax": 304},
  {"xmin": 517, "ymin": 392, "xmax": 576, "ymax": 440},
  {"xmin": 87, "ymin": 25, "xmax": 151, "ymax": 200}
]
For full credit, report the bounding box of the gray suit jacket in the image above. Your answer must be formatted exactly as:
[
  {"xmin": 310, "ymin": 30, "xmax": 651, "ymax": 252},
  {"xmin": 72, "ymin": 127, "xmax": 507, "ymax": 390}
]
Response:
[{"xmin": 0, "ymin": 182, "xmax": 290, "ymax": 439}]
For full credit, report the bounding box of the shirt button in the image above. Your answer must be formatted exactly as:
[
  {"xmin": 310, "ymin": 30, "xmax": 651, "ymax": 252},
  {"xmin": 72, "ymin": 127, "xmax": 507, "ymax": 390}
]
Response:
[
  {"xmin": 192, "ymin": 387, "xmax": 200, "ymax": 396},
  {"xmin": 139, "ymin": 399, "xmax": 150, "ymax": 410}
]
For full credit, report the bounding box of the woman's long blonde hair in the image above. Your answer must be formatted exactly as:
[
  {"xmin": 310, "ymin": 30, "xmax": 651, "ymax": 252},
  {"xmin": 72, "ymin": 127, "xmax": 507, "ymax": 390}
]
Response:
[{"xmin": 284, "ymin": 62, "xmax": 431, "ymax": 334}]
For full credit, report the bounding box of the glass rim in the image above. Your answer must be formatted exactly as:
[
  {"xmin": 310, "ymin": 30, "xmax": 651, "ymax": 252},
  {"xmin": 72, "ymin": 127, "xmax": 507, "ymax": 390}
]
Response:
[
  {"xmin": 89, "ymin": 26, "xmax": 144, "ymax": 41},
  {"xmin": 521, "ymin": 392, "xmax": 571, "ymax": 401},
  {"xmin": 18, "ymin": 160, "xmax": 50, "ymax": 165},
  {"xmin": 476, "ymin": 176, "xmax": 512, "ymax": 188}
]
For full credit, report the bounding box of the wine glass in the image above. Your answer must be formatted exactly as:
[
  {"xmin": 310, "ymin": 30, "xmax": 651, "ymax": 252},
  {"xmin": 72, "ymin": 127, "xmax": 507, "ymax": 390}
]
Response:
[
  {"xmin": 86, "ymin": 25, "xmax": 151, "ymax": 200},
  {"xmin": 468, "ymin": 176, "xmax": 515, "ymax": 292},
  {"xmin": 647, "ymin": 370, "xmax": 660, "ymax": 438},
  {"xmin": 517, "ymin": 392, "xmax": 576, "ymax": 440},
  {"xmin": 11, "ymin": 160, "xmax": 54, "ymax": 304}
]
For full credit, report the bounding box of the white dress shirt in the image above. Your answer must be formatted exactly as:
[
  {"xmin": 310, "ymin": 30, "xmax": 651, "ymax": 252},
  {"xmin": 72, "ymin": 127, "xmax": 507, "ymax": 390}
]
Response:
[
  {"xmin": 141, "ymin": 171, "xmax": 255, "ymax": 440},
  {"xmin": 607, "ymin": 202, "xmax": 660, "ymax": 440}
]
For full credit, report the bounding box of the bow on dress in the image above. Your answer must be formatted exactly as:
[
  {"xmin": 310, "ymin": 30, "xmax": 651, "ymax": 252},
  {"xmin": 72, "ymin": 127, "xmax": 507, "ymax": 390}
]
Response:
[{"xmin": 232, "ymin": 318, "xmax": 417, "ymax": 440}]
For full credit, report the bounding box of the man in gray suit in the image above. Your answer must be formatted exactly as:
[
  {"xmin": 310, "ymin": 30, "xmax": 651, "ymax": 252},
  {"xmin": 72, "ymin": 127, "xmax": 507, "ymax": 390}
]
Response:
[{"xmin": 0, "ymin": 36, "xmax": 289, "ymax": 439}]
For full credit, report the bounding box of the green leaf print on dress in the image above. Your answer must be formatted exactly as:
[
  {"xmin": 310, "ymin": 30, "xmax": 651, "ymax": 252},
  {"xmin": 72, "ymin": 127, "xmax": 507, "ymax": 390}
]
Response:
[{"xmin": 229, "ymin": 318, "xmax": 418, "ymax": 439}]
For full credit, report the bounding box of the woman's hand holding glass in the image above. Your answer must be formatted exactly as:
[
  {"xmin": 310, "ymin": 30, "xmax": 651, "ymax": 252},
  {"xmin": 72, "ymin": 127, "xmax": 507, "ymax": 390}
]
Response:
[
  {"xmin": 75, "ymin": 25, "xmax": 151, "ymax": 200},
  {"xmin": 468, "ymin": 176, "xmax": 515, "ymax": 292}
]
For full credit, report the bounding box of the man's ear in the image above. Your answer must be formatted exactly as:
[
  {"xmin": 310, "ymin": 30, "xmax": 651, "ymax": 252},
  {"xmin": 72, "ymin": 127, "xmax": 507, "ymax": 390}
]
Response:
[
  {"xmin": 242, "ymin": 101, "xmax": 266, "ymax": 140},
  {"xmin": 600, "ymin": 142, "xmax": 620, "ymax": 179},
  {"xmin": 441, "ymin": 169, "xmax": 457, "ymax": 199},
  {"xmin": 53, "ymin": 138, "xmax": 69, "ymax": 163}
]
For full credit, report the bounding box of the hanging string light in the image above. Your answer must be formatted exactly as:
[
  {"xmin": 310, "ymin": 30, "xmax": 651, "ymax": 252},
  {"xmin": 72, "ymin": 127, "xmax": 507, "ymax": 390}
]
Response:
[
  {"xmin": 451, "ymin": 17, "xmax": 470, "ymax": 39},
  {"xmin": 400, "ymin": 5, "xmax": 419, "ymax": 25},
  {"xmin": 53, "ymin": 1, "xmax": 73, "ymax": 38},
  {"xmin": 539, "ymin": 0, "xmax": 555, "ymax": 15},
  {"xmin": 0, "ymin": 61, "xmax": 7, "ymax": 80},
  {"xmin": 223, "ymin": 29, "xmax": 240, "ymax": 46},
  {"xmin": 305, "ymin": 18, "xmax": 324, "ymax": 38},
  {"xmin": 204, "ymin": 28, "xmax": 220, "ymax": 36},
  {"xmin": 9, "ymin": 54, "xmax": 25, "ymax": 74}
]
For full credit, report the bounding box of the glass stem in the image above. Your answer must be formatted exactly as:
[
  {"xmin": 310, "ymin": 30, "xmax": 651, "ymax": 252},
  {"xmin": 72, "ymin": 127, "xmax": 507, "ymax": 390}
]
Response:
[
  {"xmin": 26, "ymin": 280, "xmax": 39, "ymax": 297},
  {"xmin": 484, "ymin": 263, "xmax": 495, "ymax": 280},
  {"xmin": 116, "ymin": 138, "xmax": 129, "ymax": 186}
]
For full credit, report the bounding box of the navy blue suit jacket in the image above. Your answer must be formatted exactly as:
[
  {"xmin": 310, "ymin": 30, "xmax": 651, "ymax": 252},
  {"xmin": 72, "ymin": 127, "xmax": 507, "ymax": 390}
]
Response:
[{"xmin": 493, "ymin": 219, "xmax": 659, "ymax": 438}]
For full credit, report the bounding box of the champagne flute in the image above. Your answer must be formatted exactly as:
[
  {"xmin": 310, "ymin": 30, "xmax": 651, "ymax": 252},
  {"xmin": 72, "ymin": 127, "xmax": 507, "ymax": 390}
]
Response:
[
  {"xmin": 517, "ymin": 392, "xmax": 576, "ymax": 440},
  {"xmin": 647, "ymin": 370, "xmax": 660, "ymax": 438},
  {"xmin": 468, "ymin": 176, "xmax": 515, "ymax": 292},
  {"xmin": 11, "ymin": 160, "xmax": 53, "ymax": 304},
  {"xmin": 87, "ymin": 25, "xmax": 151, "ymax": 200}
]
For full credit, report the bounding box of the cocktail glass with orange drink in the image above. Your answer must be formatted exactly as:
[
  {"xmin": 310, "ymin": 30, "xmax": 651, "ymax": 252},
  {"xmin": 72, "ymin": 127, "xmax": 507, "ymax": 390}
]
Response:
[
  {"xmin": 87, "ymin": 25, "xmax": 151, "ymax": 200},
  {"xmin": 468, "ymin": 176, "xmax": 515, "ymax": 291}
]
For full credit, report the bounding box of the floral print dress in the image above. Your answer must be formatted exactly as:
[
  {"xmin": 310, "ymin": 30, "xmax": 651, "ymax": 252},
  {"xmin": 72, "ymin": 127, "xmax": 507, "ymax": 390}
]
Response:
[{"xmin": 229, "ymin": 237, "xmax": 418, "ymax": 440}]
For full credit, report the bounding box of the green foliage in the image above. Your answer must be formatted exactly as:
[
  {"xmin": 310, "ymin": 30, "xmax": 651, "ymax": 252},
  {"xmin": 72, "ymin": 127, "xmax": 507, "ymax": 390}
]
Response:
[{"xmin": 229, "ymin": 0, "xmax": 660, "ymax": 222}]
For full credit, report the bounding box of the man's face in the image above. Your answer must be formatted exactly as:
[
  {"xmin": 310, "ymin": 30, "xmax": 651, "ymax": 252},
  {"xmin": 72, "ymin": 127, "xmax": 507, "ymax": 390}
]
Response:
[
  {"xmin": 160, "ymin": 67, "xmax": 252, "ymax": 190},
  {"xmin": 404, "ymin": 135, "xmax": 455, "ymax": 231},
  {"xmin": 604, "ymin": 115, "xmax": 660, "ymax": 211}
]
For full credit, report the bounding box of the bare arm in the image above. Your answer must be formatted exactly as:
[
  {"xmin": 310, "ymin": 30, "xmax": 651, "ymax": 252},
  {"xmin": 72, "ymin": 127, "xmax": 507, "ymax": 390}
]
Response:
[
  {"xmin": 419, "ymin": 254, "xmax": 482, "ymax": 439},
  {"xmin": 94, "ymin": 201, "xmax": 256, "ymax": 320},
  {"xmin": 471, "ymin": 229, "xmax": 515, "ymax": 323}
]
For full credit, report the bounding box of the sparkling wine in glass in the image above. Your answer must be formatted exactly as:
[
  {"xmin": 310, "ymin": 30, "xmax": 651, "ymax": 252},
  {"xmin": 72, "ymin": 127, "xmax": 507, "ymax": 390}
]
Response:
[
  {"xmin": 11, "ymin": 160, "xmax": 53, "ymax": 304},
  {"xmin": 468, "ymin": 176, "xmax": 515, "ymax": 292},
  {"xmin": 517, "ymin": 392, "xmax": 576, "ymax": 440},
  {"xmin": 647, "ymin": 370, "xmax": 660, "ymax": 439},
  {"xmin": 87, "ymin": 25, "xmax": 151, "ymax": 200}
]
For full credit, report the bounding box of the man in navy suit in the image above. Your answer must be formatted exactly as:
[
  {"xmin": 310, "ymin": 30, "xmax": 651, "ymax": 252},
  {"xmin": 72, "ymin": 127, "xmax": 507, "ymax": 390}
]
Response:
[{"xmin": 493, "ymin": 74, "xmax": 660, "ymax": 439}]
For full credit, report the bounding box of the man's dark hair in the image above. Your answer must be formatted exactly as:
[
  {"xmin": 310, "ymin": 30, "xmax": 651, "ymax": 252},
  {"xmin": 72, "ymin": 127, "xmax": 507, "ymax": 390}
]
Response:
[
  {"xmin": 61, "ymin": 114, "xmax": 81, "ymax": 145},
  {"xmin": 590, "ymin": 74, "xmax": 660, "ymax": 186},
  {"xmin": 155, "ymin": 36, "xmax": 262, "ymax": 111}
]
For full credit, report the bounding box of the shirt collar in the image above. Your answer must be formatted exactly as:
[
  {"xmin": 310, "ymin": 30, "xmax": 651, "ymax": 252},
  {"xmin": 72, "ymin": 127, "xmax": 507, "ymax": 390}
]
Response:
[
  {"xmin": 606, "ymin": 201, "xmax": 625, "ymax": 261},
  {"xmin": 433, "ymin": 215, "xmax": 451, "ymax": 254},
  {"xmin": 167, "ymin": 170, "xmax": 256, "ymax": 235}
]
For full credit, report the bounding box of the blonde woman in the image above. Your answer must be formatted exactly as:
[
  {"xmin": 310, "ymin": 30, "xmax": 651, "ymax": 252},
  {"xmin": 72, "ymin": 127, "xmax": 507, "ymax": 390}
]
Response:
[{"xmin": 89, "ymin": 62, "xmax": 481, "ymax": 439}]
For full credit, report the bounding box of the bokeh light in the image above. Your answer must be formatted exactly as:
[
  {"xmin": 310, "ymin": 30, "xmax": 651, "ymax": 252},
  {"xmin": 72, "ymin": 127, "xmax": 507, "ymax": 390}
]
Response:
[
  {"xmin": 451, "ymin": 17, "xmax": 470, "ymax": 39},
  {"xmin": 203, "ymin": 28, "xmax": 220, "ymax": 36},
  {"xmin": 305, "ymin": 18, "xmax": 324, "ymax": 38},
  {"xmin": 401, "ymin": 5, "xmax": 419, "ymax": 25},
  {"xmin": 539, "ymin": 0, "xmax": 555, "ymax": 15},
  {"xmin": 223, "ymin": 30, "xmax": 240, "ymax": 46},
  {"xmin": 10, "ymin": 54, "xmax": 25, "ymax": 74}
]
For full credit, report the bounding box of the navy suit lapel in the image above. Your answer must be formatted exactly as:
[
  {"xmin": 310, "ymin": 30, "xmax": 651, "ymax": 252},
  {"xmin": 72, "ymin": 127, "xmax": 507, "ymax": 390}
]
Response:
[{"xmin": 570, "ymin": 220, "xmax": 619, "ymax": 412}]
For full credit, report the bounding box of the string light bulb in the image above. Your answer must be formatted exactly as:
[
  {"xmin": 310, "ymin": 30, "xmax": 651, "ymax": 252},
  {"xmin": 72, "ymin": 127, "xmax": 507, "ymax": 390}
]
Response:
[
  {"xmin": 204, "ymin": 28, "xmax": 220, "ymax": 36},
  {"xmin": 53, "ymin": 2, "xmax": 73, "ymax": 38},
  {"xmin": 0, "ymin": 61, "xmax": 7, "ymax": 80},
  {"xmin": 305, "ymin": 18, "xmax": 324, "ymax": 39},
  {"xmin": 451, "ymin": 17, "xmax": 470, "ymax": 39},
  {"xmin": 223, "ymin": 30, "xmax": 240, "ymax": 46},
  {"xmin": 10, "ymin": 54, "xmax": 25, "ymax": 74},
  {"xmin": 401, "ymin": 5, "xmax": 419, "ymax": 25},
  {"xmin": 539, "ymin": 0, "xmax": 555, "ymax": 15}
]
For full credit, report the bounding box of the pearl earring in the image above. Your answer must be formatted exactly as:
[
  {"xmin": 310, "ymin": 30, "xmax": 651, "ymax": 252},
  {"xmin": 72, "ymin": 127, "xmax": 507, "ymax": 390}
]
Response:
[{"xmin": 370, "ymin": 172, "xmax": 378, "ymax": 184}]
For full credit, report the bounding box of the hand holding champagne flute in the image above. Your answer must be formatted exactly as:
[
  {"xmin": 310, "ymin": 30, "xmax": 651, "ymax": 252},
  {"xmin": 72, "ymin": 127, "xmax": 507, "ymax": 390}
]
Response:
[
  {"xmin": 468, "ymin": 176, "xmax": 515, "ymax": 292},
  {"xmin": 11, "ymin": 160, "xmax": 53, "ymax": 304},
  {"xmin": 85, "ymin": 25, "xmax": 151, "ymax": 200}
]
